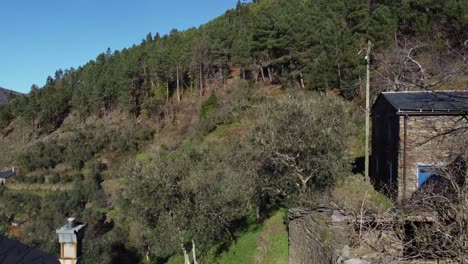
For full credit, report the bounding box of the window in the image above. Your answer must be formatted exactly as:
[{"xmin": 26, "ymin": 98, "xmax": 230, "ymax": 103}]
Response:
[{"xmin": 417, "ymin": 165, "xmax": 439, "ymax": 187}]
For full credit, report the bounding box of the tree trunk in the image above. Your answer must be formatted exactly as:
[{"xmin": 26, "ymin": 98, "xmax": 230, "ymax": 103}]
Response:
[
  {"xmin": 335, "ymin": 40, "xmax": 342, "ymax": 90},
  {"xmin": 221, "ymin": 67, "xmax": 225, "ymax": 87},
  {"xmin": 176, "ymin": 66, "xmax": 181, "ymax": 102},
  {"xmin": 299, "ymin": 71, "xmax": 305, "ymax": 90},
  {"xmin": 298, "ymin": 173, "xmax": 312, "ymax": 194},
  {"xmin": 192, "ymin": 240, "xmax": 198, "ymax": 264},
  {"xmin": 199, "ymin": 64, "xmax": 204, "ymax": 97},
  {"xmin": 166, "ymin": 81, "xmax": 170, "ymax": 103},
  {"xmin": 253, "ymin": 66, "xmax": 259, "ymax": 83},
  {"xmin": 337, "ymin": 62, "xmax": 342, "ymax": 89},
  {"xmin": 267, "ymin": 66, "xmax": 273, "ymax": 83},
  {"xmin": 182, "ymin": 245, "xmax": 190, "ymax": 264}
]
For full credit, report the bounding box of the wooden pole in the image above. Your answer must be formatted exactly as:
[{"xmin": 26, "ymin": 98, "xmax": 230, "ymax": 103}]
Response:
[{"xmin": 365, "ymin": 40, "xmax": 372, "ymax": 181}]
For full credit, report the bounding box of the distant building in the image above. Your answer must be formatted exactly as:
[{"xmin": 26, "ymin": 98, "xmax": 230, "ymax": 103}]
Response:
[
  {"xmin": 0, "ymin": 235, "xmax": 59, "ymax": 264},
  {"xmin": 0, "ymin": 167, "xmax": 16, "ymax": 185},
  {"xmin": 56, "ymin": 218, "xmax": 87, "ymax": 264},
  {"xmin": 11, "ymin": 219, "xmax": 26, "ymax": 227},
  {"xmin": 371, "ymin": 91, "xmax": 468, "ymax": 201},
  {"xmin": 0, "ymin": 218, "xmax": 86, "ymax": 264}
]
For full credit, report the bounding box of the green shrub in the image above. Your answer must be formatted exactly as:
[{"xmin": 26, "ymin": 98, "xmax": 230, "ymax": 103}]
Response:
[
  {"xmin": 74, "ymin": 173, "xmax": 84, "ymax": 182},
  {"xmin": 132, "ymin": 123, "xmax": 153, "ymax": 141},
  {"xmin": 25, "ymin": 176, "xmax": 37, "ymax": 184},
  {"xmin": 200, "ymin": 93, "xmax": 218, "ymax": 119},
  {"xmin": 48, "ymin": 173, "xmax": 60, "ymax": 184},
  {"xmin": 136, "ymin": 153, "xmax": 149, "ymax": 161},
  {"xmin": 0, "ymin": 105, "xmax": 13, "ymax": 129},
  {"xmin": 17, "ymin": 124, "xmax": 153, "ymax": 172},
  {"xmin": 60, "ymin": 174, "xmax": 74, "ymax": 183},
  {"xmin": 14, "ymin": 174, "xmax": 25, "ymax": 182},
  {"xmin": 17, "ymin": 141, "xmax": 65, "ymax": 171},
  {"xmin": 248, "ymin": 93, "xmax": 356, "ymax": 206},
  {"xmin": 37, "ymin": 175, "xmax": 45, "ymax": 184}
]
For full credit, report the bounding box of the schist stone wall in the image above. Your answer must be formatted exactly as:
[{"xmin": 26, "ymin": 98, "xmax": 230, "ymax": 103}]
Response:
[{"xmin": 397, "ymin": 115, "xmax": 467, "ymax": 200}]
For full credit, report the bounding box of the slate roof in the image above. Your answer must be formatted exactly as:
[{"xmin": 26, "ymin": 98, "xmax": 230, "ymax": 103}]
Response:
[
  {"xmin": 0, "ymin": 170, "xmax": 15, "ymax": 180},
  {"xmin": 381, "ymin": 91, "xmax": 468, "ymax": 113},
  {"xmin": 0, "ymin": 235, "xmax": 59, "ymax": 264}
]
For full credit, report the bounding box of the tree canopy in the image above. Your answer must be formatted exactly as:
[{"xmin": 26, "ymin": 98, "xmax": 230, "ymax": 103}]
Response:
[{"xmin": 2, "ymin": 0, "xmax": 465, "ymax": 130}]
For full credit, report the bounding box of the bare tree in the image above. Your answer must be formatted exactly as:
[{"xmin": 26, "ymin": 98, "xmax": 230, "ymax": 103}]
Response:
[{"xmin": 372, "ymin": 34, "xmax": 468, "ymax": 95}]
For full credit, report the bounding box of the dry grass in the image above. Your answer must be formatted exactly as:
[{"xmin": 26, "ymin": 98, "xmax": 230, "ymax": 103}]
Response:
[{"xmin": 331, "ymin": 175, "xmax": 393, "ymax": 211}]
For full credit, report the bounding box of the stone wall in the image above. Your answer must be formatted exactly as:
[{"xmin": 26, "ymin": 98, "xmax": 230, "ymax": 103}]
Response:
[
  {"xmin": 288, "ymin": 208, "xmax": 461, "ymax": 263},
  {"xmin": 289, "ymin": 209, "xmax": 350, "ymax": 264},
  {"xmin": 397, "ymin": 115, "xmax": 467, "ymax": 200}
]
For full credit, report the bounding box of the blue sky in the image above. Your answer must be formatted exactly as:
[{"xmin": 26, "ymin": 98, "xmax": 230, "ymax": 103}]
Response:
[{"xmin": 0, "ymin": 0, "xmax": 238, "ymax": 93}]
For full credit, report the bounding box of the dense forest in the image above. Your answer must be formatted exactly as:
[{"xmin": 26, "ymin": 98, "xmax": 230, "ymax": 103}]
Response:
[
  {"xmin": 1, "ymin": 0, "xmax": 466, "ymax": 130},
  {"xmin": 0, "ymin": 0, "xmax": 467, "ymax": 263}
]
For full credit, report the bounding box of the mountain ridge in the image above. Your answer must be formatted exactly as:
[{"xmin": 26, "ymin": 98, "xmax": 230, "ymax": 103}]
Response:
[{"xmin": 0, "ymin": 87, "xmax": 22, "ymax": 104}]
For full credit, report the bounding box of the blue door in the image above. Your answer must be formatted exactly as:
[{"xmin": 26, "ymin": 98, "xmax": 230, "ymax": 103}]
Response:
[{"xmin": 418, "ymin": 166, "xmax": 435, "ymax": 186}]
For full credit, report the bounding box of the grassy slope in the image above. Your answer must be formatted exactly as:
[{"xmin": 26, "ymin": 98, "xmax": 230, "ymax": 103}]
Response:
[
  {"xmin": 169, "ymin": 209, "xmax": 288, "ymax": 264},
  {"xmin": 332, "ymin": 175, "xmax": 393, "ymax": 210},
  {"xmin": 253, "ymin": 209, "xmax": 288, "ymax": 264}
]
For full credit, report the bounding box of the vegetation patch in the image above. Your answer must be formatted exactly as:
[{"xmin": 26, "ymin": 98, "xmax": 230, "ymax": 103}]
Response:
[
  {"xmin": 200, "ymin": 93, "xmax": 218, "ymax": 119},
  {"xmin": 136, "ymin": 153, "xmax": 149, "ymax": 161},
  {"xmin": 332, "ymin": 175, "xmax": 393, "ymax": 210},
  {"xmin": 201, "ymin": 210, "xmax": 288, "ymax": 264},
  {"xmin": 254, "ymin": 209, "xmax": 288, "ymax": 264}
]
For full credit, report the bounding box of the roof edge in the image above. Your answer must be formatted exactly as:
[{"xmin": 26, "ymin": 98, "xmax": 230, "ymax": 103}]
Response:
[{"xmin": 382, "ymin": 90, "xmax": 467, "ymax": 94}]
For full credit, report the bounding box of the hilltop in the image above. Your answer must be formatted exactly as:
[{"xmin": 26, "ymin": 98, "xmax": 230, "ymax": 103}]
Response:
[{"xmin": 0, "ymin": 87, "xmax": 22, "ymax": 104}]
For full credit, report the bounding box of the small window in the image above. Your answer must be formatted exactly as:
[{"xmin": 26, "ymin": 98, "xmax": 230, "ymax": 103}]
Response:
[{"xmin": 417, "ymin": 166, "xmax": 440, "ymax": 187}]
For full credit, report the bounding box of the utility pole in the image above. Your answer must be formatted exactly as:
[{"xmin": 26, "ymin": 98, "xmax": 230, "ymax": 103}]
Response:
[{"xmin": 365, "ymin": 40, "xmax": 372, "ymax": 181}]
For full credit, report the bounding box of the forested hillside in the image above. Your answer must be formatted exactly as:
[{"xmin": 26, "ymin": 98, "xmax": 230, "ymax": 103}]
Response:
[
  {"xmin": 0, "ymin": 0, "xmax": 467, "ymax": 263},
  {"xmin": 0, "ymin": 87, "xmax": 21, "ymax": 105},
  {"xmin": 1, "ymin": 0, "xmax": 466, "ymax": 130}
]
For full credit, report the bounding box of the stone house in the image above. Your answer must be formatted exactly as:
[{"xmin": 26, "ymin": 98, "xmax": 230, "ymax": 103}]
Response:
[
  {"xmin": 0, "ymin": 218, "xmax": 86, "ymax": 264},
  {"xmin": 371, "ymin": 91, "xmax": 468, "ymax": 201},
  {"xmin": 0, "ymin": 235, "xmax": 59, "ymax": 264}
]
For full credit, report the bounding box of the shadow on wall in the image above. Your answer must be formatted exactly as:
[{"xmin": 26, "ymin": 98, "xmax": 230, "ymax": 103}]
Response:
[{"xmin": 352, "ymin": 156, "xmax": 365, "ymax": 175}]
